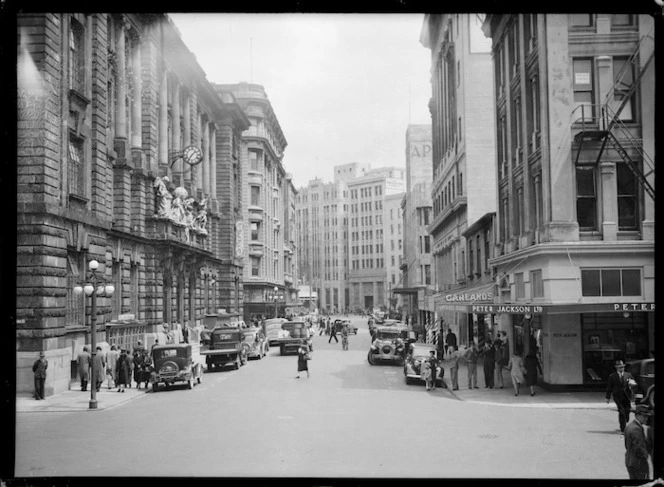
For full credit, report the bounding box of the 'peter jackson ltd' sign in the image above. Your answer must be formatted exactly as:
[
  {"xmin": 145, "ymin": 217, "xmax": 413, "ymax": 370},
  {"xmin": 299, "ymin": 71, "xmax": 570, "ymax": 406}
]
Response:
[{"xmin": 470, "ymin": 304, "xmax": 545, "ymax": 314}]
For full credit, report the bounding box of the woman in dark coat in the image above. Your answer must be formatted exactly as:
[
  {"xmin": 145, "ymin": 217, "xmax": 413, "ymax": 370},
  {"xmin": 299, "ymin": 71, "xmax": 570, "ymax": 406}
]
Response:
[
  {"xmin": 296, "ymin": 342, "xmax": 310, "ymax": 378},
  {"xmin": 523, "ymin": 352, "xmax": 543, "ymax": 396},
  {"xmin": 116, "ymin": 349, "xmax": 131, "ymax": 392},
  {"xmin": 133, "ymin": 350, "xmax": 144, "ymax": 388}
]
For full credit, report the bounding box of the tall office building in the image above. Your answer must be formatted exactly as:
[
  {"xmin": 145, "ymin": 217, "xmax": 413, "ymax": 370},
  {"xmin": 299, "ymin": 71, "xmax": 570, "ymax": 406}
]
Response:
[
  {"xmin": 394, "ymin": 125, "xmax": 434, "ymax": 332},
  {"xmin": 420, "ymin": 14, "xmax": 497, "ymax": 346},
  {"xmin": 482, "ymin": 14, "xmax": 655, "ymax": 387},
  {"xmin": 296, "ymin": 163, "xmax": 405, "ymax": 312}
]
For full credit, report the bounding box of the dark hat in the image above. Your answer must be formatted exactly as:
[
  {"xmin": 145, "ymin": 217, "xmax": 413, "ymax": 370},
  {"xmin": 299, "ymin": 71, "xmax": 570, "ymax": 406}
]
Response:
[
  {"xmin": 614, "ymin": 360, "xmax": 626, "ymax": 368},
  {"xmin": 39, "ymin": 351, "xmax": 45, "ymax": 357},
  {"xmin": 429, "ymin": 350, "xmax": 435, "ymax": 354},
  {"xmin": 632, "ymin": 404, "xmax": 653, "ymax": 416}
]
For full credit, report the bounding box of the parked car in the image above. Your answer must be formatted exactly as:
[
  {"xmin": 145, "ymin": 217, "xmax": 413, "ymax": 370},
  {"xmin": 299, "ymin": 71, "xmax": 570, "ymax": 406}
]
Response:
[
  {"xmin": 151, "ymin": 343, "xmax": 203, "ymax": 391},
  {"xmin": 242, "ymin": 327, "xmax": 269, "ymax": 359},
  {"xmin": 627, "ymin": 358, "xmax": 655, "ymax": 407},
  {"xmin": 201, "ymin": 327, "xmax": 247, "ymax": 371},
  {"xmin": 403, "ymin": 342, "xmax": 445, "ymax": 387},
  {"xmin": 367, "ymin": 325, "xmax": 411, "ymax": 365},
  {"xmin": 334, "ymin": 319, "xmax": 357, "ymax": 334}
]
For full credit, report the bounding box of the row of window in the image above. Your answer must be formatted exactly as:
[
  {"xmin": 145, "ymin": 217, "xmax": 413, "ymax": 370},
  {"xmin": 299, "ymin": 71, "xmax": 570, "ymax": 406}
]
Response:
[
  {"xmin": 349, "ymin": 186, "xmax": 383, "ymax": 199},
  {"xmin": 433, "ymin": 173, "xmax": 463, "ymax": 216},
  {"xmin": 351, "ymin": 258, "xmax": 385, "ymax": 270},
  {"xmin": 511, "ymin": 267, "xmax": 641, "ymax": 300}
]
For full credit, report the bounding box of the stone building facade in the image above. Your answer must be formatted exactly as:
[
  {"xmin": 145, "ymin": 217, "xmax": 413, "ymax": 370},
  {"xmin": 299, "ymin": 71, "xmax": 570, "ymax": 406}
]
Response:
[
  {"xmin": 482, "ymin": 14, "xmax": 655, "ymax": 387},
  {"xmin": 420, "ymin": 14, "xmax": 497, "ymax": 347},
  {"xmin": 214, "ymin": 83, "xmax": 297, "ymax": 322},
  {"xmin": 16, "ymin": 13, "xmax": 248, "ymax": 396}
]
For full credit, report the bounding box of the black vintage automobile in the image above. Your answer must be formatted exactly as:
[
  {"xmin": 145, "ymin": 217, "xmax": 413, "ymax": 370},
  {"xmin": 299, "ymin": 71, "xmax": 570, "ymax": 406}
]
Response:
[
  {"xmin": 627, "ymin": 358, "xmax": 655, "ymax": 407},
  {"xmin": 403, "ymin": 342, "xmax": 445, "ymax": 387},
  {"xmin": 367, "ymin": 325, "xmax": 413, "ymax": 365},
  {"xmin": 151, "ymin": 343, "xmax": 203, "ymax": 391}
]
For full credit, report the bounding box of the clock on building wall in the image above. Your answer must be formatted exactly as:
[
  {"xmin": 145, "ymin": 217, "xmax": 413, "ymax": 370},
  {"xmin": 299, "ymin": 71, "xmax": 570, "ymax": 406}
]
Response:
[{"xmin": 182, "ymin": 145, "xmax": 203, "ymax": 165}]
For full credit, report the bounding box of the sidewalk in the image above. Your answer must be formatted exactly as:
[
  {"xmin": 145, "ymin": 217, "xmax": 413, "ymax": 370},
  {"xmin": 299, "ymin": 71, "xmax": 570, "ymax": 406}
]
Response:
[
  {"xmin": 440, "ymin": 354, "xmax": 612, "ymax": 410},
  {"xmin": 16, "ymin": 381, "xmax": 149, "ymax": 413}
]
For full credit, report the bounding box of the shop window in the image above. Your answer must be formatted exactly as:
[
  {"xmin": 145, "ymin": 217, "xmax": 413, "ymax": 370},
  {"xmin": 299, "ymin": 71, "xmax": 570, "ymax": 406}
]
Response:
[
  {"xmin": 530, "ymin": 269, "xmax": 544, "ymax": 298},
  {"xmin": 573, "ymin": 58, "xmax": 595, "ymax": 122},
  {"xmin": 581, "ymin": 268, "xmax": 642, "ymax": 296},
  {"xmin": 576, "ymin": 166, "xmax": 597, "ymax": 230}
]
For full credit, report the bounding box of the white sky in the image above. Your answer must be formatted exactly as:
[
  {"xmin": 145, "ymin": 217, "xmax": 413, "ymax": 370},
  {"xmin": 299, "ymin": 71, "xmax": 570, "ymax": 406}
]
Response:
[{"xmin": 169, "ymin": 13, "xmax": 432, "ymax": 189}]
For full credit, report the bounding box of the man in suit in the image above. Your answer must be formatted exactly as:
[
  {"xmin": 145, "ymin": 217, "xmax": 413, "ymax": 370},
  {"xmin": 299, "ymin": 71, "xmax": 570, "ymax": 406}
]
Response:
[
  {"xmin": 624, "ymin": 404, "xmax": 653, "ymax": 479},
  {"xmin": 605, "ymin": 359, "xmax": 637, "ymax": 433}
]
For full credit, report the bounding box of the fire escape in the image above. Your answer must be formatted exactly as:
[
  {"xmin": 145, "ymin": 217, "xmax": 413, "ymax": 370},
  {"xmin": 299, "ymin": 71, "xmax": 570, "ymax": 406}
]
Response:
[{"xmin": 573, "ymin": 29, "xmax": 655, "ymax": 201}]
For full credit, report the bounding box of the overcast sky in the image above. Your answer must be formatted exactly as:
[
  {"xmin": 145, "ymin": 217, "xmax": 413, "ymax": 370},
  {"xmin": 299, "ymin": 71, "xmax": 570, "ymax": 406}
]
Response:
[{"xmin": 169, "ymin": 14, "xmax": 432, "ymax": 189}]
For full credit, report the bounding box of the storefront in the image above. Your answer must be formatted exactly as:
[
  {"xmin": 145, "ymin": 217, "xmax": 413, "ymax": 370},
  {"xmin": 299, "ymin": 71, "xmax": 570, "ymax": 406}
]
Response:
[
  {"xmin": 434, "ymin": 282, "xmax": 495, "ymax": 348},
  {"xmin": 487, "ymin": 302, "xmax": 654, "ymax": 387}
]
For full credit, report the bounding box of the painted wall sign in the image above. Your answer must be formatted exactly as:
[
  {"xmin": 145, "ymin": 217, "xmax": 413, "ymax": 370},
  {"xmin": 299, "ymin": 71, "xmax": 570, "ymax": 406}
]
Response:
[{"xmin": 552, "ymin": 333, "xmax": 578, "ymax": 338}]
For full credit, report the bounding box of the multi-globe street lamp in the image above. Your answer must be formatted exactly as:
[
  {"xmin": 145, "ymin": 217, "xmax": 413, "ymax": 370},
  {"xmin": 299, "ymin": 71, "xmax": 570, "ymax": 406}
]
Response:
[
  {"xmin": 73, "ymin": 259, "xmax": 115, "ymax": 409},
  {"xmin": 272, "ymin": 286, "xmax": 279, "ymax": 318}
]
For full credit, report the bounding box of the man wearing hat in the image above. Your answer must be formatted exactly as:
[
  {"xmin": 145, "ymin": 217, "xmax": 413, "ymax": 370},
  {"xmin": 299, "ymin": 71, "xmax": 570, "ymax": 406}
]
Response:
[
  {"xmin": 605, "ymin": 359, "xmax": 637, "ymax": 433},
  {"xmin": 624, "ymin": 404, "xmax": 653, "ymax": 479},
  {"xmin": 32, "ymin": 351, "xmax": 48, "ymax": 400}
]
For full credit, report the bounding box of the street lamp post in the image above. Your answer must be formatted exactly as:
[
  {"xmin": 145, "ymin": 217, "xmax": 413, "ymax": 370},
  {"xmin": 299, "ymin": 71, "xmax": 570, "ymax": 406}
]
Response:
[
  {"xmin": 73, "ymin": 259, "xmax": 115, "ymax": 410},
  {"xmin": 273, "ymin": 286, "xmax": 279, "ymax": 318}
]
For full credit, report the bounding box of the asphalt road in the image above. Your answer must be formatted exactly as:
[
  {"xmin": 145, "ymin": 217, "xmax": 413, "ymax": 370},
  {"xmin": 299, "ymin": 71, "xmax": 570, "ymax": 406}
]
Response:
[{"xmin": 15, "ymin": 316, "xmax": 629, "ymax": 479}]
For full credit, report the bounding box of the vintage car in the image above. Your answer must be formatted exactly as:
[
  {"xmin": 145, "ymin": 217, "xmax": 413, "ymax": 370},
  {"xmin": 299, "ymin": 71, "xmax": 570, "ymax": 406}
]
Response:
[
  {"xmin": 242, "ymin": 327, "xmax": 269, "ymax": 359},
  {"xmin": 627, "ymin": 358, "xmax": 655, "ymax": 407},
  {"xmin": 201, "ymin": 327, "xmax": 248, "ymax": 371},
  {"xmin": 151, "ymin": 343, "xmax": 203, "ymax": 391},
  {"xmin": 334, "ymin": 319, "xmax": 357, "ymax": 334},
  {"xmin": 403, "ymin": 342, "xmax": 445, "ymax": 387},
  {"xmin": 367, "ymin": 325, "xmax": 411, "ymax": 365}
]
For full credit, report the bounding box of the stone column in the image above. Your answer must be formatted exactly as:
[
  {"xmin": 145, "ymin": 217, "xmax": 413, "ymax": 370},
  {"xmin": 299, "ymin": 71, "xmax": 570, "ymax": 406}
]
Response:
[
  {"xmin": 158, "ymin": 72, "xmax": 168, "ymax": 168},
  {"xmin": 202, "ymin": 119, "xmax": 210, "ymax": 195},
  {"xmin": 130, "ymin": 34, "xmax": 142, "ymax": 150},
  {"xmin": 183, "ymin": 93, "xmax": 191, "ymax": 185},
  {"xmin": 596, "ymin": 56, "xmax": 612, "ymax": 129},
  {"xmin": 115, "ymin": 19, "xmax": 127, "ymax": 140},
  {"xmin": 210, "ymin": 127, "xmax": 217, "ymax": 199},
  {"xmin": 172, "ymin": 85, "xmax": 182, "ymax": 185},
  {"xmin": 600, "ymin": 162, "xmax": 618, "ymax": 240}
]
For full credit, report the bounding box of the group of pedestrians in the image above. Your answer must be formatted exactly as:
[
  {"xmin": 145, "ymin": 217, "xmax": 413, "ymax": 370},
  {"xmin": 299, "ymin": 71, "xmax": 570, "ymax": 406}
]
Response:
[
  {"xmin": 441, "ymin": 330, "xmax": 542, "ymax": 397},
  {"xmin": 75, "ymin": 341, "xmax": 152, "ymax": 393}
]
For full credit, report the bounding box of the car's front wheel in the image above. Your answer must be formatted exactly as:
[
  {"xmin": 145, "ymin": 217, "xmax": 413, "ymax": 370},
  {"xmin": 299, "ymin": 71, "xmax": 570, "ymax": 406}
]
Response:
[{"xmin": 367, "ymin": 350, "xmax": 376, "ymax": 365}]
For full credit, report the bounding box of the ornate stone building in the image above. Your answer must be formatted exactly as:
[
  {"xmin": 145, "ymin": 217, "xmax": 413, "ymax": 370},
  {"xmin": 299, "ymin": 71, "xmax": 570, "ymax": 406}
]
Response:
[
  {"xmin": 213, "ymin": 83, "xmax": 297, "ymax": 322},
  {"xmin": 16, "ymin": 13, "xmax": 248, "ymax": 395}
]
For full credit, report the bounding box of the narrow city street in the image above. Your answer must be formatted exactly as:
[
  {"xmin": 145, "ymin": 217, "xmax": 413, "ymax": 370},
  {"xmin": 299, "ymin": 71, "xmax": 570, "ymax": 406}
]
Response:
[{"xmin": 15, "ymin": 317, "xmax": 628, "ymax": 479}]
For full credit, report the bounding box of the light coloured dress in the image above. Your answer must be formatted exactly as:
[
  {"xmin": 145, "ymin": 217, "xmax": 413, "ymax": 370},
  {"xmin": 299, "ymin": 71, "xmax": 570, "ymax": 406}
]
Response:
[{"xmin": 508, "ymin": 354, "xmax": 525, "ymax": 384}]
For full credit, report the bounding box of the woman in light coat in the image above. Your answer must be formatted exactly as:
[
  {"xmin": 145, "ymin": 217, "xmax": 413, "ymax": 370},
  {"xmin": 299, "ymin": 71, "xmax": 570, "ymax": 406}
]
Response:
[{"xmin": 507, "ymin": 351, "xmax": 525, "ymax": 396}]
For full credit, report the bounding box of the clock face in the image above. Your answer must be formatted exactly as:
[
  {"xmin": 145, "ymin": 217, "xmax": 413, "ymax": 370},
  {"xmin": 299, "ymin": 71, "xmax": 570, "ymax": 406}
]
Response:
[{"xmin": 183, "ymin": 145, "xmax": 203, "ymax": 165}]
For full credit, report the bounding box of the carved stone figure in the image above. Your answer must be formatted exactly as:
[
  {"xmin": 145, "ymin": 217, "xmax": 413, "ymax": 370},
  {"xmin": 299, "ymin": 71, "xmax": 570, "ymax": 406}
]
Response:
[
  {"xmin": 171, "ymin": 187, "xmax": 188, "ymax": 224},
  {"xmin": 193, "ymin": 197, "xmax": 209, "ymax": 234},
  {"xmin": 153, "ymin": 176, "xmax": 172, "ymax": 218}
]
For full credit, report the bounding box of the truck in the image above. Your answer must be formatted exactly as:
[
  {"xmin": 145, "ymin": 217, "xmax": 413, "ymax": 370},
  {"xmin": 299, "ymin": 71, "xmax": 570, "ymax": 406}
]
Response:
[
  {"xmin": 276, "ymin": 321, "xmax": 309, "ymax": 356},
  {"xmin": 200, "ymin": 326, "xmax": 248, "ymax": 371},
  {"xmin": 264, "ymin": 317, "xmax": 287, "ymax": 347}
]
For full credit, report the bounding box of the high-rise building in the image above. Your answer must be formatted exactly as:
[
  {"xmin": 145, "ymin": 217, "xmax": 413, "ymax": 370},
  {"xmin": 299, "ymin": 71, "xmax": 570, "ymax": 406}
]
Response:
[
  {"xmin": 213, "ymin": 82, "xmax": 297, "ymax": 322},
  {"xmin": 296, "ymin": 163, "xmax": 405, "ymax": 313},
  {"xmin": 482, "ymin": 14, "xmax": 655, "ymax": 387},
  {"xmin": 420, "ymin": 14, "xmax": 497, "ymax": 347},
  {"xmin": 393, "ymin": 125, "xmax": 434, "ymax": 334}
]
